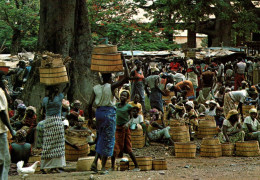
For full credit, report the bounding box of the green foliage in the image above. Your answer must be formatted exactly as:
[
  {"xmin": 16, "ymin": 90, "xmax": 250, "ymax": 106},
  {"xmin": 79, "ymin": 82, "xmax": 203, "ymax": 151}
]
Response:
[
  {"xmin": 0, "ymin": 0, "xmax": 39, "ymax": 53},
  {"xmin": 87, "ymin": 0, "xmax": 179, "ymax": 51}
]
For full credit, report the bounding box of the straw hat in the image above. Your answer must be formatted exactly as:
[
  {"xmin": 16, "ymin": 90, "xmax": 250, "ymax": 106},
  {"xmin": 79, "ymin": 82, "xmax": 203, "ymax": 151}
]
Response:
[
  {"xmin": 249, "ymin": 108, "xmax": 257, "ymax": 114},
  {"xmin": 226, "ymin": 109, "xmax": 239, "ymax": 120}
]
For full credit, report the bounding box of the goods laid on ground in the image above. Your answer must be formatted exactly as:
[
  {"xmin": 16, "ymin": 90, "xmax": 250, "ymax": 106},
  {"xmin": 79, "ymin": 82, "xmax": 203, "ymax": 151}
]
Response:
[
  {"xmin": 129, "ymin": 156, "xmax": 152, "ymax": 171},
  {"xmin": 242, "ymin": 105, "xmax": 255, "ymax": 117},
  {"xmin": 65, "ymin": 143, "xmax": 90, "ymax": 161},
  {"xmin": 197, "ymin": 116, "xmax": 217, "ymax": 139},
  {"xmin": 235, "ymin": 141, "xmax": 260, "ymax": 157},
  {"xmin": 221, "ymin": 143, "xmax": 235, "ymax": 156},
  {"xmin": 131, "ymin": 126, "xmax": 145, "ymax": 148},
  {"xmin": 91, "ymin": 44, "xmax": 123, "ymax": 73},
  {"xmin": 152, "ymin": 159, "xmax": 167, "ymax": 170},
  {"xmin": 200, "ymin": 138, "xmax": 222, "ymax": 157},
  {"xmin": 175, "ymin": 142, "xmax": 197, "ymax": 158},
  {"xmin": 169, "ymin": 125, "xmax": 190, "ymax": 142},
  {"xmin": 76, "ymin": 156, "xmax": 101, "ymax": 171},
  {"xmin": 39, "ymin": 52, "xmax": 69, "ymax": 85}
]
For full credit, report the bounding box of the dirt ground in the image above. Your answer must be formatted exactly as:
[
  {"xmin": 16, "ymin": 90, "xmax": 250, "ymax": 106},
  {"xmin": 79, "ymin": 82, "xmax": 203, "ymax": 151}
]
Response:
[{"xmin": 9, "ymin": 142, "xmax": 260, "ymax": 180}]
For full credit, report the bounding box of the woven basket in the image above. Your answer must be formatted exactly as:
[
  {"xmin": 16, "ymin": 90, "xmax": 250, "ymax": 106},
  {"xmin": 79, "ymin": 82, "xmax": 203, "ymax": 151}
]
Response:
[
  {"xmin": 152, "ymin": 159, "xmax": 167, "ymax": 170},
  {"xmin": 175, "ymin": 142, "xmax": 196, "ymax": 158}
]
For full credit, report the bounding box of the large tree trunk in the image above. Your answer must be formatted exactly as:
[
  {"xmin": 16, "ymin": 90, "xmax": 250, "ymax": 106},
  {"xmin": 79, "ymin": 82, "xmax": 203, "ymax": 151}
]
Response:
[
  {"xmin": 11, "ymin": 29, "xmax": 21, "ymax": 55},
  {"xmin": 22, "ymin": 0, "xmax": 99, "ymax": 118},
  {"xmin": 187, "ymin": 29, "xmax": 196, "ymax": 48}
]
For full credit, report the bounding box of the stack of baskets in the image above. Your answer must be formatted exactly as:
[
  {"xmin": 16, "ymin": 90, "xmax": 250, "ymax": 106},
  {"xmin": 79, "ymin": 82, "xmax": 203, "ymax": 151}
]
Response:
[
  {"xmin": 200, "ymin": 138, "xmax": 222, "ymax": 157},
  {"xmin": 131, "ymin": 126, "xmax": 145, "ymax": 149},
  {"xmin": 39, "ymin": 52, "xmax": 68, "ymax": 85},
  {"xmin": 91, "ymin": 45, "xmax": 123, "ymax": 73},
  {"xmin": 197, "ymin": 116, "xmax": 218, "ymax": 139},
  {"xmin": 65, "ymin": 129, "xmax": 90, "ymax": 161},
  {"xmin": 169, "ymin": 125, "xmax": 190, "ymax": 143}
]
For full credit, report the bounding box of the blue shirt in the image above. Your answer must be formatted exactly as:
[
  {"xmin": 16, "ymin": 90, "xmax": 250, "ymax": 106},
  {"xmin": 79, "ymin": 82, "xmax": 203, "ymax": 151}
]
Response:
[{"xmin": 42, "ymin": 93, "xmax": 64, "ymax": 116}]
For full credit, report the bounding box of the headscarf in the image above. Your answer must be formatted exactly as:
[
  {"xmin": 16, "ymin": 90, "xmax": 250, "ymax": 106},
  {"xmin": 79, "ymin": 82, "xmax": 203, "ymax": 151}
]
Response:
[
  {"xmin": 226, "ymin": 109, "xmax": 239, "ymax": 120},
  {"xmin": 72, "ymin": 100, "xmax": 82, "ymax": 107},
  {"xmin": 26, "ymin": 106, "xmax": 36, "ymax": 114},
  {"xmin": 17, "ymin": 103, "xmax": 26, "ymax": 110},
  {"xmin": 185, "ymin": 101, "xmax": 194, "ymax": 109},
  {"xmin": 16, "ymin": 129, "xmax": 27, "ymax": 142}
]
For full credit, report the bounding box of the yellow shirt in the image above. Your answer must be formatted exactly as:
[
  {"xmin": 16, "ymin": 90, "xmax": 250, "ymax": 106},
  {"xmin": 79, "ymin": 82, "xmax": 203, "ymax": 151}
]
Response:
[{"xmin": 128, "ymin": 101, "xmax": 143, "ymax": 115}]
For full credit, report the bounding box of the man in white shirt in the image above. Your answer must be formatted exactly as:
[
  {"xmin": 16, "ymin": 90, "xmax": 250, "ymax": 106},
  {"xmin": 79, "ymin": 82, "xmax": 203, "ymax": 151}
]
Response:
[{"xmin": 205, "ymin": 100, "xmax": 218, "ymax": 116}]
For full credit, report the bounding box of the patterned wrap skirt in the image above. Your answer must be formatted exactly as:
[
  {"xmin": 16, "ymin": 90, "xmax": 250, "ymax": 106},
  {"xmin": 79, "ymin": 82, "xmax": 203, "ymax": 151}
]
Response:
[
  {"xmin": 223, "ymin": 93, "xmax": 236, "ymax": 118},
  {"xmin": 42, "ymin": 116, "xmax": 65, "ymax": 160},
  {"xmin": 95, "ymin": 106, "xmax": 116, "ymax": 157}
]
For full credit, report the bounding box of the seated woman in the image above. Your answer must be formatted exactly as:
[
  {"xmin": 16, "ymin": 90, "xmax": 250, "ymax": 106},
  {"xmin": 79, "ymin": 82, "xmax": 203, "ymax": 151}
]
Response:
[
  {"xmin": 70, "ymin": 100, "xmax": 84, "ymax": 117},
  {"xmin": 11, "ymin": 103, "xmax": 26, "ymax": 126},
  {"xmin": 21, "ymin": 106, "xmax": 37, "ymax": 144},
  {"xmin": 219, "ymin": 110, "xmax": 245, "ymax": 143},
  {"xmin": 9, "ymin": 129, "xmax": 32, "ymax": 164},
  {"xmin": 242, "ymin": 108, "xmax": 260, "ymax": 143}
]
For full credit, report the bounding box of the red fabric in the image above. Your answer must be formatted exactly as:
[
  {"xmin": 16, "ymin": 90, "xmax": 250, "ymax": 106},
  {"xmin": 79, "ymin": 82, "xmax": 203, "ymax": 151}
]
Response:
[
  {"xmin": 9, "ymin": 110, "xmax": 14, "ymax": 118},
  {"xmin": 113, "ymin": 125, "xmax": 132, "ymax": 157},
  {"xmin": 70, "ymin": 109, "xmax": 84, "ymax": 116},
  {"xmin": 170, "ymin": 62, "xmax": 181, "ymax": 71},
  {"xmin": 23, "ymin": 115, "xmax": 37, "ymax": 130},
  {"xmin": 234, "ymin": 73, "xmax": 245, "ymax": 90},
  {"xmin": 133, "ymin": 70, "xmax": 144, "ymax": 82}
]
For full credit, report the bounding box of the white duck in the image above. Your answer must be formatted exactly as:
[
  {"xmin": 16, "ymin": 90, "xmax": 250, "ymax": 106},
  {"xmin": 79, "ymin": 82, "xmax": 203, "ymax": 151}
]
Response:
[{"xmin": 17, "ymin": 160, "xmax": 40, "ymax": 179}]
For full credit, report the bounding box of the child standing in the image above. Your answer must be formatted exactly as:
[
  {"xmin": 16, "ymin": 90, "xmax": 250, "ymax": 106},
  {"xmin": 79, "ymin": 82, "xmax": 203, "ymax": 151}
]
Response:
[{"xmin": 111, "ymin": 91, "xmax": 140, "ymax": 171}]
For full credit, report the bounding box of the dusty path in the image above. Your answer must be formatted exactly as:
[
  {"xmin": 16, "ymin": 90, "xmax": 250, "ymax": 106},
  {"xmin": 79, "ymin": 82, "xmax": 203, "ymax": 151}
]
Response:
[{"xmin": 9, "ymin": 142, "xmax": 260, "ymax": 180}]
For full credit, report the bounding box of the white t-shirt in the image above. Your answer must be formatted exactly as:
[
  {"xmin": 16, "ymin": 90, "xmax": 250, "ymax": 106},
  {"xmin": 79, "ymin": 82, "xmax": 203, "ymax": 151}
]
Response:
[
  {"xmin": 237, "ymin": 62, "xmax": 246, "ymax": 74},
  {"xmin": 242, "ymin": 116, "xmax": 260, "ymax": 133},
  {"xmin": 131, "ymin": 114, "xmax": 144, "ymax": 124},
  {"xmin": 169, "ymin": 73, "xmax": 186, "ymax": 84},
  {"xmin": 93, "ymin": 83, "xmax": 116, "ymax": 107},
  {"xmin": 229, "ymin": 90, "xmax": 248, "ymax": 103}
]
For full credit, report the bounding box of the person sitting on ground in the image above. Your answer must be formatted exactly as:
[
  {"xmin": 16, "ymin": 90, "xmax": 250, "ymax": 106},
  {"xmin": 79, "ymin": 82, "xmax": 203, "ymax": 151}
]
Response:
[
  {"xmin": 242, "ymin": 108, "xmax": 260, "ymax": 144},
  {"xmin": 129, "ymin": 94, "xmax": 143, "ymax": 115},
  {"xmin": 166, "ymin": 96, "xmax": 177, "ymax": 120},
  {"xmin": 66, "ymin": 111, "xmax": 79, "ymax": 127},
  {"xmin": 128, "ymin": 106, "xmax": 148, "ymax": 145},
  {"xmin": 238, "ymin": 81, "xmax": 248, "ymax": 90},
  {"xmin": 218, "ymin": 109, "xmax": 245, "ymax": 143},
  {"xmin": 111, "ymin": 91, "xmax": 140, "ymax": 172},
  {"xmin": 171, "ymin": 104, "xmax": 186, "ymax": 120},
  {"xmin": 10, "ymin": 103, "xmax": 26, "ymax": 124},
  {"xmin": 194, "ymin": 100, "xmax": 206, "ymax": 115},
  {"xmin": 9, "ymin": 129, "xmax": 31, "ymax": 164},
  {"xmin": 184, "ymin": 101, "xmax": 198, "ymax": 136},
  {"xmin": 205, "ymin": 100, "xmax": 218, "ymax": 116},
  {"xmin": 69, "ymin": 116, "xmax": 88, "ymax": 131},
  {"xmin": 70, "ymin": 100, "xmax": 84, "ymax": 117},
  {"xmin": 215, "ymin": 107, "xmax": 225, "ymax": 129},
  {"xmin": 9, "ymin": 99, "xmax": 23, "ymax": 119},
  {"xmin": 20, "ymin": 106, "xmax": 37, "ymax": 144}
]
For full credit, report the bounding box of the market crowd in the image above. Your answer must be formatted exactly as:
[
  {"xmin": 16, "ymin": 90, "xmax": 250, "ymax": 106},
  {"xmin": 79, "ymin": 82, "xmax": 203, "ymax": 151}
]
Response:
[{"xmin": 0, "ymin": 55, "xmax": 260, "ymax": 178}]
